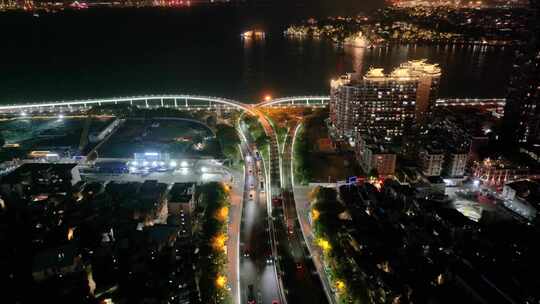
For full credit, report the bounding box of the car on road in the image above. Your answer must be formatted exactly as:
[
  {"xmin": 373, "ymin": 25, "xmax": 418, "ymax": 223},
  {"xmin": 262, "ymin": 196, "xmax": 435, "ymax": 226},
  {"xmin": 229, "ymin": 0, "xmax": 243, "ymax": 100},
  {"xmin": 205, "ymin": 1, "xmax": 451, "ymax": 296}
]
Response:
[
  {"xmin": 296, "ymin": 263, "xmax": 303, "ymax": 270},
  {"xmin": 247, "ymin": 284, "xmax": 256, "ymax": 304},
  {"xmin": 265, "ymin": 256, "xmax": 273, "ymax": 264}
]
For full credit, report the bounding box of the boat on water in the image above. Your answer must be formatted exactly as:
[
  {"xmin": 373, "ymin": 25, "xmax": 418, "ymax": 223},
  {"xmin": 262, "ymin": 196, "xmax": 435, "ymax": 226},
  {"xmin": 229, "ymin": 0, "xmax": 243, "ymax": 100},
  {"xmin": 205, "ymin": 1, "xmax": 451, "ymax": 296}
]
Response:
[{"xmin": 241, "ymin": 30, "xmax": 266, "ymax": 39}]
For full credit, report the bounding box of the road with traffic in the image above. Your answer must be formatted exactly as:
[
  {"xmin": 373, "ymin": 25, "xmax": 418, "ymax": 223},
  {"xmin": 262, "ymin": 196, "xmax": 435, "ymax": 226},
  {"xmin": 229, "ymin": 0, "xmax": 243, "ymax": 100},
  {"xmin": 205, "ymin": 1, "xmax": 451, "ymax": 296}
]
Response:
[
  {"xmin": 238, "ymin": 119, "xmax": 282, "ymax": 304},
  {"xmin": 252, "ymin": 110, "xmax": 328, "ymax": 304},
  {"xmin": 278, "ymin": 121, "xmax": 329, "ymax": 304}
]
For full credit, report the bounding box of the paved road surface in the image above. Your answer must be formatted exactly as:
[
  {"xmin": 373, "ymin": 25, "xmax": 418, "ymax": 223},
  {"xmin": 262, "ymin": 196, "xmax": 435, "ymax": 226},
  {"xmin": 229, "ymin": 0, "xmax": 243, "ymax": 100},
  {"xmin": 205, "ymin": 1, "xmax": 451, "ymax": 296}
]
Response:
[
  {"xmin": 239, "ymin": 120, "xmax": 281, "ymax": 304},
  {"xmin": 278, "ymin": 123, "xmax": 329, "ymax": 304}
]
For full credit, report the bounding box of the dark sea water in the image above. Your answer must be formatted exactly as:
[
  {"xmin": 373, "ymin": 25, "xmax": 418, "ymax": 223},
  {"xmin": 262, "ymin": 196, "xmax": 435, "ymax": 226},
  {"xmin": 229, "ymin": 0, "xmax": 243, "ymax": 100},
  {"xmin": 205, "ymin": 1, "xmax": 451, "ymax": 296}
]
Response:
[{"xmin": 0, "ymin": 5, "xmax": 515, "ymax": 104}]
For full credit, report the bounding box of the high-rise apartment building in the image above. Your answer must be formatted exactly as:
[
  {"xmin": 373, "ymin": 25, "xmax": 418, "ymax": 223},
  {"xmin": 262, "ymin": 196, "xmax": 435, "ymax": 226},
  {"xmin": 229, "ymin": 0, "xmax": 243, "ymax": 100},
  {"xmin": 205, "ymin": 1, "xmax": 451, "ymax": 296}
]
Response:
[
  {"xmin": 330, "ymin": 59, "xmax": 441, "ymax": 140},
  {"xmin": 503, "ymin": 0, "xmax": 540, "ymax": 145},
  {"xmin": 400, "ymin": 60, "xmax": 442, "ymax": 123}
]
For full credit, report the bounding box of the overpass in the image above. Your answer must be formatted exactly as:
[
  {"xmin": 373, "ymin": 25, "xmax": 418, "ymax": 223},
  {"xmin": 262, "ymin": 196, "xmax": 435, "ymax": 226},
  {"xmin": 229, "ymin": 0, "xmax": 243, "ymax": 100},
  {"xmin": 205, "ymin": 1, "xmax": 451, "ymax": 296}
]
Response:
[
  {"xmin": 0, "ymin": 95, "xmax": 506, "ymax": 114},
  {"xmin": 0, "ymin": 95, "xmax": 255, "ymax": 114},
  {"xmin": 256, "ymin": 96, "xmax": 330, "ymax": 108}
]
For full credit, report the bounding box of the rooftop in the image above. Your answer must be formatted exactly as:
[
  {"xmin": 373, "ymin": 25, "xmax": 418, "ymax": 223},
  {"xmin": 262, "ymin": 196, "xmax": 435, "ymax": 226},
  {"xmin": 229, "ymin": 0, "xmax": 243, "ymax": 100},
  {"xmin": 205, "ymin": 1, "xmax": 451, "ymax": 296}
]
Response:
[
  {"xmin": 169, "ymin": 182, "xmax": 195, "ymax": 202},
  {"xmin": 1, "ymin": 163, "xmax": 78, "ymax": 185},
  {"xmin": 33, "ymin": 243, "xmax": 78, "ymax": 272}
]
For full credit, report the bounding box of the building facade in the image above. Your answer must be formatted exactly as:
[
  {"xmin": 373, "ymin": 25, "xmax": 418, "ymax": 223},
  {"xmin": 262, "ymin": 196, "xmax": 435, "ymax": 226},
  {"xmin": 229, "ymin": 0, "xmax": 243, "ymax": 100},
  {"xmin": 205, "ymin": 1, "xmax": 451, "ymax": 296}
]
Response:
[
  {"xmin": 446, "ymin": 153, "xmax": 468, "ymax": 177},
  {"xmin": 419, "ymin": 148, "xmax": 445, "ymax": 177},
  {"xmin": 330, "ymin": 59, "xmax": 441, "ymax": 140},
  {"xmin": 472, "ymin": 158, "xmax": 530, "ymax": 187},
  {"xmin": 356, "ymin": 133, "xmax": 397, "ymax": 176},
  {"xmin": 503, "ymin": 0, "xmax": 540, "ymax": 145}
]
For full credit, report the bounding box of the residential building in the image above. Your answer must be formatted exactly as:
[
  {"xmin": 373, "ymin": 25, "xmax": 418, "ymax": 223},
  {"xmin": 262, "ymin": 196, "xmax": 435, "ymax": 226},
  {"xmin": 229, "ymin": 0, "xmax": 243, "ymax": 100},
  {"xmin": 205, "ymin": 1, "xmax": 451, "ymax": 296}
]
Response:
[
  {"xmin": 355, "ymin": 133, "xmax": 396, "ymax": 176},
  {"xmin": 503, "ymin": 49, "xmax": 540, "ymax": 145},
  {"xmin": 400, "ymin": 59, "xmax": 442, "ymax": 122},
  {"xmin": 446, "ymin": 152, "xmax": 468, "ymax": 177},
  {"xmin": 472, "ymin": 158, "xmax": 530, "ymax": 187},
  {"xmin": 330, "ymin": 59, "xmax": 441, "ymax": 140},
  {"xmin": 0, "ymin": 163, "xmax": 81, "ymax": 197},
  {"xmin": 32, "ymin": 244, "xmax": 82, "ymax": 281},
  {"xmin": 503, "ymin": 0, "xmax": 540, "ymax": 145},
  {"xmin": 168, "ymin": 182, "xmax": 195, "ymax": 215},
  {"xmin": 419, "ymin": 147, "xmax": 445, "ymax": 176}
]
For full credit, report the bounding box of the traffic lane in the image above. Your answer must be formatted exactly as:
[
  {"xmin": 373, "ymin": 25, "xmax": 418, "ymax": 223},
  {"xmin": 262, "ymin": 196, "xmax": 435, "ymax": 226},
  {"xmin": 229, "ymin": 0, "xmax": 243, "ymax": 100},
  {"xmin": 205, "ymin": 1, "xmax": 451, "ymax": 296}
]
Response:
[
  {"xmin": 275, "ymin": 220, "xmax": 326, "ymax": 304},
  {"xmin": 278, "ymin": 141, "xmax": 328, "ymax": 303},
  {"xmin": 261, "ymin": 263, "xmax": 280, "ymax": 304},
  {"xmin": 240, "ymin": 178, "xmax": 279, "ymax": 303}
]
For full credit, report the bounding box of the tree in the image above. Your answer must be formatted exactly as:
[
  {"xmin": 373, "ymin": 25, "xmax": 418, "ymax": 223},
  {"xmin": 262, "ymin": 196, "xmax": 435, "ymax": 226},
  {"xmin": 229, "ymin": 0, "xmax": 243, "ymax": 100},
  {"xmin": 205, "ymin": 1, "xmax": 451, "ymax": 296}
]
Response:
[
  {"xmin": 206, "ymin": 115, "xmax": 217, "ymax": 128},
  {"xmin": 216, "ymin": 124, "xmax": 240, "ymax": 163},
  {"xmin": 216, "ymin": 124, "xmax": 240, "ymax": 147},
  {"xmin": 254, "ymin": 133, "xmax": 269, "ymax": 149}
]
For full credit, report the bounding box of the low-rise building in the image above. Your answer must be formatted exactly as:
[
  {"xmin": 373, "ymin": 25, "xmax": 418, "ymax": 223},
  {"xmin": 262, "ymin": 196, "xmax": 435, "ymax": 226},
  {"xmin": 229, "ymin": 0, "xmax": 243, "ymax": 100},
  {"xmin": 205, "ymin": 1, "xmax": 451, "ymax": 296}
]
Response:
[
  {"xmin": 32, "ymin": 244, "xmax": 82, "ymax": 282},
  {"xmin": 446, "ymin": 152, "xmax": 468, "ymax": 177},
  {"xmin": 472, "ymin": 158, "xmax": 530, "ymax": 187},
  {"xmin": 168, "ymin": 183, "xmax": 196, "ymax": 215},
  {"xmin": 355, "ymin": 133, "xmax": 396, "ymax": 176},
  {"xmin": 419, "ymin": 147, "xmax": 445, "ymax": 177},
  {"xmin": 0, "ymin": 163, "xmax": 81, "ymax": 197}
]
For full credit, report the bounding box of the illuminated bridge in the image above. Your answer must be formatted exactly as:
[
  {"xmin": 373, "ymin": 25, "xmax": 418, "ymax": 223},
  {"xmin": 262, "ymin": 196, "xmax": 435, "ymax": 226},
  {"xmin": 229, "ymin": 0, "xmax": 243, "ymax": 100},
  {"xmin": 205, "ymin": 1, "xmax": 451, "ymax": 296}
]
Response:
[
  {"xmin": 256, "ymin": 96, "xmax": 330, "ymax": 108},
  {"xmin": 435, "ymin": 98, "xmax": 505, "ymax": 109},
  {"xmin": 0, "ymin": 95, "xmax": 333, "ymax": 114},
  {"xmin": 0, "ymin": 95, "xmax": 506, "ymax": 114},
  {"xmin": 0, "ymin": 95, "xmax": 254, "ymax": 114}
]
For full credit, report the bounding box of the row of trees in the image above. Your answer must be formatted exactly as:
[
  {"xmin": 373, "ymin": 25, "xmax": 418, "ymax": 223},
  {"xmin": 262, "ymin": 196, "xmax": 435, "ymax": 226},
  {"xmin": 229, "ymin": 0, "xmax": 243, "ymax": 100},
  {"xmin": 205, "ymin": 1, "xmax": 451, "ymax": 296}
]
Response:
[
  {"xmin": 310, "ymin": 186, "xmax": 369, "ymax": 304},
  {"xmin": 242, "ymin": 114, "xmax": 270, "ymax": 154},
  {"xmin": 293, "ymin": 125, "xmax": 312, "ymax": 185},
  {"xmin": 196, "ymin": 182, "xmax": 232, "ymax": 304},
  {"xmin": 215, "ymin": 123, "xmax": 242, "ymax": 167}
]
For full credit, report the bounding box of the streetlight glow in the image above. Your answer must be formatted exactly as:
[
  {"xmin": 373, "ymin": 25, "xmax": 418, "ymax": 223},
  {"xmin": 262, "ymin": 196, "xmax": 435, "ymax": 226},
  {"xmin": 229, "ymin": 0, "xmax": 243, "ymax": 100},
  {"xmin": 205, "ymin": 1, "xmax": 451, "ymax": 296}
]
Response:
[{"xmin": 216, "ymin": 275, "xmax": 227, "ymax": 288}]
